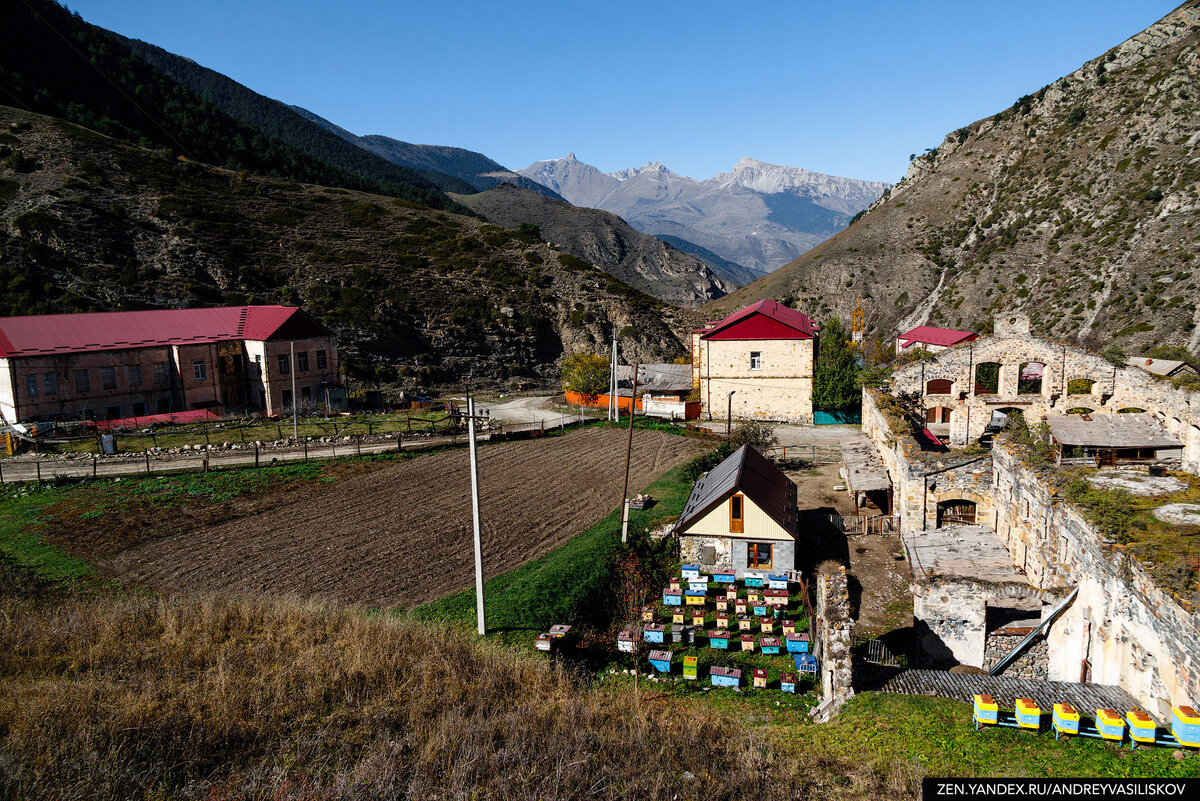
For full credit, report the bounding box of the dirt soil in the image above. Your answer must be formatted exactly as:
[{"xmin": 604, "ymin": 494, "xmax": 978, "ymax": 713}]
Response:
[
  {"xmin": 98, "ymin": 428, "xmax": 704, "ymax": 609},
  {"xmin": 787, "ymin": 461, "xmax": 912, "ymax": 638}
]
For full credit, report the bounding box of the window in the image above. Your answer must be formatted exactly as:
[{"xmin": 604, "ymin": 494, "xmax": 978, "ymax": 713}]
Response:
[
  {"xmin": 297, "ymin": 351, "xmax": 309, "ymax": 372},
  {"xmin": 24, "ymin": 375, "xmax": 38, "ymax": 398},
  {"xmin": 101, "ymin": 366, "xmax": 117, "ymax": 390},
  {"xmin": 749, "ymin": 351, "xmax": 762, "ymax": 371},
  {"xmin": 193, "ymin": 360, "xmax": 206, "ymax": 381},
  {"xmin": 730, "ymin": 494, "xmax": 744, "ymax": 534},
  {"xmin": 316, "ymin": 350, "xmax": 327, "ymax": 370},
  {"xmin": 281, "ymin": 388, "xmax": 293, "ymax": 407},
  {"xmin": 156, "ymin": 399, "xmax": 171, "ymax": 414},
  {"xmin": 154, "ymin": 364, "xmax": 170, "ymax": 387},
  {"xmin": 301, "ymin": 386, "xmax": 311, "ymax": 400},
  {"xmin": 278, "ymin": 354, "xmax": 290, "ymax": 375},
  {"xmin": 747, "ymin": 542, "xmax": 773, "ymax": 569},
  {"xmin": 74, "ymin": 369, "xmax": 90, "ymax": 393},
  {"xmin": 43, "ymin": 374, "xmax": 56, "ymax": 395},
  {"xmin": 128, "ymin": 365, "xmax": 142, "ymax": 387},
  {"xmin": 132, "ymin": 402, "xmax": 146, "ymax": 417}
]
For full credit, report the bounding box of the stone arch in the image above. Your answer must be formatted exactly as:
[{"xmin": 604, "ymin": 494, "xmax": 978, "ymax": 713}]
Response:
[
  {"xmin": 925, "ymin": 405, "xmax": 954, "ymax": 424},
  {"xmin": 1066, "ymin": 407, "xmax": 1094, "ymax": 415},
  {"xmin": 1066, "ymin": 377, "xmax": 1097, "ymax": 395},
  {"xmin": 936, "ymin": 493, "xmax": 979, "ymax": 527},
  {"xmin": 1018, "ymin": 361, "xmax": 1045, "ymax": 395},
  {"xmin": 926, "ymin": 378, "xmax": 953, "ymax": 395}
]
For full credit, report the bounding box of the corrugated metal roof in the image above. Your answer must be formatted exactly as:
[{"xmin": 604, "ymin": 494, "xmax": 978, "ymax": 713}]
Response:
[
  {"xmin": 701, "ymin": 299, "xmax": 815, "ymax": 341},
  {"xmin": 1048, "ymin": 413, "xmax": 1182, "ymax": 448},
  {"xmin": 0, "ymin": 306, "xmax": 329, "ymax": 357},
  {"xmin": 617, "ymin": 363, "xmax": 693, "ymax": 392},
  {"xmin": 674, "ymin": 445, "xmax": 798, "ymax": 536},
  {"xmin": 1127, "ymin": 357, "xmax": 1196, "ymax": 377},
  {"xmin": 898, "ymin": 325, "xmax": 977, "ymax": 348}
]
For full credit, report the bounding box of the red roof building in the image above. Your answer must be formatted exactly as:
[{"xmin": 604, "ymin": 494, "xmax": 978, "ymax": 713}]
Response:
[
  {"xmin": 896, "ymin": 325, "xmax": 978, "ymax": 354},
  {"xmin": 691, "ymin": 299, "xmax": 818, "ymax": 424},
  {"xmin": 0, "ymin": 306, "xmax": 343, "ymax": 425}
]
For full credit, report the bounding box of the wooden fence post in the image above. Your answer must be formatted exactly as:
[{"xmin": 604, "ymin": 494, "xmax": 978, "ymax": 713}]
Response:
[
  {"xmin": 255, "ymin": 443, "xmax": 259, "ymax": 468},
  {"xmin": 0, "ymin": 461, "xmax": 5, "ymax": 484},
  {"xmin": 92, "ymin": 455, "xmax": 97, "ymax": 478},
  {"xmin": 303, "ymin": 439, "xmax": 308, "ymax": 461},
  {"xmin": 355, "ymin": 436, "xmax": 361, "ymax": 456},
  {"xmin": 145, "ymin": 451, "xmax": 151, "ymax": 475},
  {"xmin": 36, "ymin": 461, "xmax": 41, "ymax": 484},
  {"xmin": 397, "ymin": 433, "xmax": 403, "ymax": 452}
]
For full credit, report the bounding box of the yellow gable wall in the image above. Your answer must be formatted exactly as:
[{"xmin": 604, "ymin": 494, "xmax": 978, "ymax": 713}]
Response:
[{"xmin": 681, "ymin": 493, "xmax": 793, "ymax": 541}]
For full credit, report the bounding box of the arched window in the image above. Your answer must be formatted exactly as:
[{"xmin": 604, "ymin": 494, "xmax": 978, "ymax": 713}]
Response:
[
  {"xmin": 937, "ymin": 499, "xmax": 977, "ymax": 527},
  {"xmin": 1018, "ymin": 362, "xmax": 1045, "ymax": 395},
  {"xmin": 1067, "ymin": 407, "xmax": 1094, "ymax": 415},
  {"xmin": 926, "ymin": 378, "xmax": 953, "ymax": 395},
  {"xmin": 1067, "ymin": 378, "xmax": 1095, "ymax": 395},
  {"xmin": 925, "ymin": 406, "xmax": 953, "ymax": 424},
  {"xmin": 1117, "ymin": 407, "xmax": 1145, "ymax": 413},
  {"xmin": 975, "ymin": 362, "xmax": 1001, "ymax": 395}
]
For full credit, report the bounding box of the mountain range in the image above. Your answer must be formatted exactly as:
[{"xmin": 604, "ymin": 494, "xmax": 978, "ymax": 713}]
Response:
[
  {"xmin": 710, "ymin": 0, "xmax": 1200, "ymax": 355},
  {"xmin": 518, "ymin": 154, "xmax": 889, "ymax": 274}
]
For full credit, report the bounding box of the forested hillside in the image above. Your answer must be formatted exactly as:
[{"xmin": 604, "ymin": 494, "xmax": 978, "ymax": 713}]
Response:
[{"xmin": 0, "ymin": 0, "xmax": 460, "ymax": 210}]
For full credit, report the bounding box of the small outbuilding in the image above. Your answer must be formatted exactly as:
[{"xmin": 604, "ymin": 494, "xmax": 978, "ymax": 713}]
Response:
[
  {"xmin": 1048, "ymin": 413, "xmax": 1183, "ymax": 466},
  {"xmin": 1127, "ymin": 357, "xmax": 1199, "ymax": 380},
  {"xmin": 896, "ymin": 325, "xmax": 978, "ymax": 355},
  {"xmin": 674, "ymin": 445, "xmax": 799, "ymax": 578}
]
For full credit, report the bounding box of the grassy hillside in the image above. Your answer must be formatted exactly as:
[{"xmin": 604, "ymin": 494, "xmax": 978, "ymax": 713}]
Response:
[
  {"xmin": 713, "ymin": 2, "xmax": 1200, "ymax": 354},
  {"xmin": 0, "ymin": 105, "xmax": 687, "ymax": 388}
]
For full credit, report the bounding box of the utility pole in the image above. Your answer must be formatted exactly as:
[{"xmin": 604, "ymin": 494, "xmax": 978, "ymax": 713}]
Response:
[
  {"xmin": 290, "ymin": 341, "xmax": 298, "ymax": 440},
  {"xmin": 620, "ymin": 364, "xmax": 640, "ymax": 544},
  {"xmin": 466, "ymin": 382, "xmax": 486, "ymax": 635},
  {"xmin": 727, "ymin": 390, "xmax": 737, "ymax": 441},
  {"xmin": 610, "ymin": 331, "xmax": 619, "ymax": 422}
]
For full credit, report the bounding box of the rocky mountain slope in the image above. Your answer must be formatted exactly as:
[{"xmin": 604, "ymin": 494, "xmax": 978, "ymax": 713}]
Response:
[
  {"xmin": 455, "ymin": 183, "xmax": 730, "ymax": 307},
  {"xmin": 713, "ymin": 1, "xmax": 1200, "ymax": 354},
  {"xmin": 292, "ymin": 107, "xmax": 563, "ymax": 199},
  {"xmin": 518, "ymin": 154, "xmax": 888, "ymax": 273},
  {"xmin": 0, "ymin": 106, "xmax": 688, "ymax": 388}
]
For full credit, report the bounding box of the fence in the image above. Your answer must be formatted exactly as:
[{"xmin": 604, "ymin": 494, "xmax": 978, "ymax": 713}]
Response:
[
  {"xmin": 766, "ymin": 444, "xmax": 841, "ymax": 465},
  {"xmin": 821, "ymin": 513, "xmax": 900, "ymax": 536}
]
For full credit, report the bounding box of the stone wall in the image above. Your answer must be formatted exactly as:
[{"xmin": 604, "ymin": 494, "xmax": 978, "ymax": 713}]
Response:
[
  {"xmin": 813, "ymin": 563, "xmax": 854, "ymax": 721},
  {"xmin": 887, "ymin": 316, "xmax": 1200, "ymax": 474},
  {"xmin": 696, "ymin": 337, "xmax": 814, "ymax": 423},
  {"xmin": 912, "ymin": 577, "xmax": 1055, "ymax": 668},
  {"xmin": 992, "ymin": 442, "xmax": 1200, "ymax": 716},
  {"xmin": 984, "ymin": 633, "xmax": 1049, "ymax": 681},
  {"xmin": 679, "ymin": 534, "xmax": 733, "ymax": 572}
]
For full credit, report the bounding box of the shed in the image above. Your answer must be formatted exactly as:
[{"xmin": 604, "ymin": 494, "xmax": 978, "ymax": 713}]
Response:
[
  {"xmin": 1127, "ymin": 357, "xmax": 1199, "ymax": 379},
  {"xmin": 1047, "ymin": 413, "xmax": 1183, "ymax": 466},
  {"xmin": 674, "ymin": 444, "xmax": 799, "ymax": 578}
]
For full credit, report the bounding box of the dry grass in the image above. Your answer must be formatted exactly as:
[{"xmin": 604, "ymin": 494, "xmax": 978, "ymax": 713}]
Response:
[{"xmin": 0, "ymin": 594, "xmax": 872, "ymax": 801}]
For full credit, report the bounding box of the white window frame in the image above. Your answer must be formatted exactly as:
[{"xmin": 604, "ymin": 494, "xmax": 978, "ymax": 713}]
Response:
[
  {"xmin": 193, "ymin": 360, "xmax": 206, "ymax": 381},
  {"xmin": 750, "ymin": 351, "xmax": 763, "ymax": 371}
]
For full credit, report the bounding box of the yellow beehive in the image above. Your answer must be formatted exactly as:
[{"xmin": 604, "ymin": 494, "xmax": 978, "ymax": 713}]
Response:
[
  {"xmin": 1172, "ymin": 705, "xmax": 1200, "ymax": 747},
  {"xmin": 1095, "ymin": 708, "xmax": 1126, "ymax": 741},
  {"xmin": 1126, "ymin": 710, "xmax": 1156, "ymax": 744},
  {"xmin": 672, "ymin": 611, "xmax": 685, "ymax": 624},
  {"xmin": 1014, "ymin": 698, "xmax": 1040, "ymax": 730}
]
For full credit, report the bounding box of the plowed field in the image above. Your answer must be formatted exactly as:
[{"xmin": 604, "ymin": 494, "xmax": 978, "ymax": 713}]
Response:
[{"xmin": 102, "ymin": 427, "xmax": 704, "ymax": 608}]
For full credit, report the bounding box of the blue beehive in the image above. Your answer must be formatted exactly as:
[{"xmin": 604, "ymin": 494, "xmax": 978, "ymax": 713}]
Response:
[
  {"xmin": 1014, "ymin": 698, "xmax": 1040, "ymax": 730},
  {"xmin": 681, "ymin": 564, "xmax": 701, "ymax": 580},
  {"xmin": 1095, "ymin": 708, "xmax": 1126, "ymax": 741},
  {"xmin": 713, "ymin": 571, "xmax": 736, "ymax": 584},
  {"xmin": 794, "ymin": 653, "xmax": 818, "ymax": 675},
  {"xmin": 708, "ymin": 629, "xmax": 730, "ymax": 649},
  {"xmin": 974, "ymin": 695, "xmax": 999, "ymax": 727},
  {"xmin": 1052, "ymin": 703, "xmax": 1079, "ymax": 738},
  {"xmin": 768, "ymin": 574, "xmax": 788, "ymax": 590},
  {"xmin": 643, "ymin": 624, "xmax": 665, "ymax": 644},
  {"xmin": 648, "ymin": 649, "xmax": 672, "ymax": 674},
  {"xmin": 760, "ymin": 636, "xmax": 781, "ymax": 655},
  {"xmin": 663, "ymin": 589, "xmax": 682, "ymax": 606},
  {"xmin": 780, "ymin": 672, "xmax": 798, "ymax": 693},
  {"xmin": 786, "ymin": 632, "xmax": 810, "ymax": 653},
  {"xmin": 753, "ymin": 604, "xmax": 768, "ymax": 617},
  {"xmin": 744, "ymin": 575, "xmax": 764, "ymax": 588},
  {"xmin": 1172, "ymin": 705, "xmax": 1200, "ymax": 748},
  {"xmin": 1127, "ymin": 710, "xmax": 1156, "ymax": 747},
  {"xmin": 709, "ymin": 666, "xmax": 741, "ymax": 687}
]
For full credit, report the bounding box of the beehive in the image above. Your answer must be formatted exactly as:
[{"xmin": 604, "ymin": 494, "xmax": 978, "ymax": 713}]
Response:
[
  {"xmin": 672, "ymin": 610, "xmax": 685, "ymax": 625},
  {"xmin": 708, "ymin": 629, "xmax": 730, "ymax": 649},
  {"xmin": 670, "ymin": 624, "xmax": 694, "ymax": 646},
  {"xmin": 681, "ymin": 564, "xmax": 700, "ymax": 580},
  {"xmin": 1014, "ymin": 698, "xmax": 1040, "ymax": 730},
  {"xmin": 760, "ymin": 636, "xmax": 781, "ymax": 655},
  {"xmin": 692, "ymin": 610, "xmax": 706, "ymax": 627},
  {"xmin": 716, "ymin": 598, "xmax": 729, "ymax": 612},
  {"xmin": 973, "ymin": 694, "xmax": 998, "ymax": 726},
  {"xmin": 641, "ymin": 606, "xmax": 655, "ymax": 622},
  {"xmin": 737, "ymin": 614, "xmax": 754, "ymax": 631},
  {"xmin": 771, "ymin": 603, "xmax": 787, "ymax": 619},
  {"xmin": 643, "ymin": 624, "xmax": 665, "ymax": 644},
  {"xmin": 663, "ymin": 590, "xmax": 682, "ymax": 606},
  {"xmin": 716, "ymin": 611, "xmax": 730, "ymax": 627},
  {"xmin": 741, "ymin": 633, "xmax": 756, "ymax": 652},
  {"xmin": 1095, "ymin": 708, "xmax": 1126, "ymax": 741},
  {"xmin": 765, "ymin": 588, "xmax": 789, "ymax": 603},
  {"xmin": 683, "ymin": 654, "xmax": 698, "ymax": 680},
  {"xmin": 725, "ymin": 587, "xmax": 738, "ymax": 601},
  {"xmin": 780, "ymin": 672, "xmax": 798, "ymax": 693},
  {"xmin": 535, "ymin": 633, "xmax": 553, "ymax": 652},
  {"xmin": 668, "ymin": 577, "xmax": 682, "ymax": 592},
  {"xmin": 794, "ymin": 653, "xmax": 818, "ymax": 675},
  {"xmin": 744, "ymin": 574, "xmax": 765, "ymax": 588},
  {"xmin": 782, "ymin": 619, "xmax": 796, "ymax": 635},
  {"xmin": 786, "ymin": 632, "xmax": 810, "ymax": 653},
  {"xmin": 746, "ymin": 591, "xmax": 761, "ymax": 605},
  {"xmin": 688, "ymin": 578, "xmax": 709, "ymax": 593},
  {"xmin": 753, "ymin": 604, "xmax": 769, "ymax": 617},
  {"xmin": 1171, "ymin": 705, "xmax": 1200, "ymax": 747},
  {"xmin": 714, "ymin": 571, "xmax": 736, "ymax": 584},
  {"xmin": 735, "ymin": 599, "xmax": 748, "ymax": 614},
  {"xmin": 617, "ymin": 630, "xmax": 635, "ymax": 653},
  {"xmin": 759, "ymin": 616, "xmax": 775, "ymax": 633},
  {"xmin": 1127, "ymin": 710, "xmax": 1156, "ymax": 746},
  {"xmin": 752, "ymin": 668, "xmax": 768, "ymax": 689},
  {"xmin": 1052, "ymin": 702, "xmax": 1079, "ymax": 737},
  {"xmin": 549, "ymin": 624, "xmax": 572, "ymax": 639},
  {"xmin": 709, "ymin": 666, "xmax": 741, "ymax": 687},
  {"xmin": 685, "ymin": 590, "xmax": 706, "ymax": 606},
  {"xmin": 768, "ymin": 574, "xmax": 788, "ymax": 590},
  {"xmin": 648, "ymin": 649, "xmax": 672, "ymax": 674}
]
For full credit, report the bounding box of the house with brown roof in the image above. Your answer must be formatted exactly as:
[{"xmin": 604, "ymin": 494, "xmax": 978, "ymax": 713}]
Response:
[
  {"xmin": 673, "ymin": 445, "xmax": 799, "ymax": 578},
  {"xmin": 0, "ymin": 306, "xmax": 342, "ymax": 425},
  {"xmin": 895, "ymin": 325, "xmax": 978, "ymax": 355},
  {"xmin": 1048, "ymin": 412, "xmax": 1183, "ymax": 466},
  {"xmin": 1127, "ymin": 357, "xmax": 1199, "ymax": 380},
  {"xmin": 691, "ymin": 299, "xmax": 818, "ymax": 423}
]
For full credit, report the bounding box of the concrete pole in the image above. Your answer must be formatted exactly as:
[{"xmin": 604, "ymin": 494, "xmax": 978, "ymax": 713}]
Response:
[
  {"xmin": 727, "ymin": 390, "xmax": 736, "ymax": 441},
  {"xmin": 468, "ymin": 397, "xmax": 486, "ymax": 635},
  {"xmin": 620, "ymin": 364, "xmax": 639, "ymax": 544},
  {"xmin": 290, "ymin": 341, "xmax": 298, "ymax": 441}
]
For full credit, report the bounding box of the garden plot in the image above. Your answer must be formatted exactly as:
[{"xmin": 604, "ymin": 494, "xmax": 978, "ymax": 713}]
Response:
[{"xmin": 101, "ymin": 427, "xmax": 704, "ymax": 609}]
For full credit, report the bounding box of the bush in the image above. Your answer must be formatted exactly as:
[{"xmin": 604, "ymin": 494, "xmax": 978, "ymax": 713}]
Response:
[{"xmin": 1066, "ymin": 107, "xmax": 1087, "ymax": 127}]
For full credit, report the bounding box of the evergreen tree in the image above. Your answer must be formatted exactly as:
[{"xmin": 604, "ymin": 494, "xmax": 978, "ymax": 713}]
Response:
[{"xmin": 813, "ymin": 317, "xmax": 860, "ymax": 411}]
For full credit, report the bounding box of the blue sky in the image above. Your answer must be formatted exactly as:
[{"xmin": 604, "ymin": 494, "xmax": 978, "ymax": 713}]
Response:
[{"xmin": 65, "ymin": 0, "xmax": 1179, "ymax": 183}]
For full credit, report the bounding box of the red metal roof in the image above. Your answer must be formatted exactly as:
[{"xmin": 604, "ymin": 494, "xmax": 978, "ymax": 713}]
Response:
[
  {"xmin": 702, "ymin": 299, "xmax": 815, "ymax": 341},
  {"xmin": 0, "ymin": 306, "xmax": 329, "ymax": 357},
  {"xmin": 897, "ymin": 325, "xmax": 978, "ymax": 348}
]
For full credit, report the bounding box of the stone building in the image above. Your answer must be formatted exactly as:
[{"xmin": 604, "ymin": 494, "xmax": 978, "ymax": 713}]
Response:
[
  {"xmin": 895, "ymin": 325, "xmax": 978, "ymax": 356},
  {"xmin": 0, "ymin": 306, "xmax": 342, "ymax": 424},
  {"xmin": 888, "ymin": 313, "xmax": 1200, "ymax": 474},
  {"xmin": 674, "ymin": 444, "xmax": 799, "ymax": 578},
  {"xmin": 691, "ymin": 299, "xmax": 817, "ymax": 424}
]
